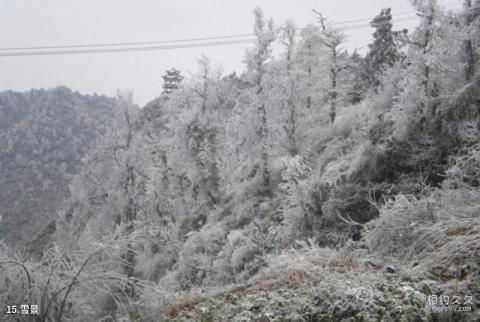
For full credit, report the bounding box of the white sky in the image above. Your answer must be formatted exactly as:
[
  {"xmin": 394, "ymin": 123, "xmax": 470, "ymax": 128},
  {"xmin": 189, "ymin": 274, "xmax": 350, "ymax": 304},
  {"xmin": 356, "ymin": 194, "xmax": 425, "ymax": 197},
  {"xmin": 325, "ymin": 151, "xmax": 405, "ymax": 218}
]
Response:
[{"xmin": 0, "ymin": 0, "xmax": 461, "ymax": 106}]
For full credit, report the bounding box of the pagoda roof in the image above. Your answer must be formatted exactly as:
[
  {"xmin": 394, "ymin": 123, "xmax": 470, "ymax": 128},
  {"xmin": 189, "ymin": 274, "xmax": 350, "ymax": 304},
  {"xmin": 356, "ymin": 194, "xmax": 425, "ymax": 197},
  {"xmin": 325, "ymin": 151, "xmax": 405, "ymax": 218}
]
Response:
[{"xmin": 166, "ymin": 67, "xmax": 181, "ymax": 75}]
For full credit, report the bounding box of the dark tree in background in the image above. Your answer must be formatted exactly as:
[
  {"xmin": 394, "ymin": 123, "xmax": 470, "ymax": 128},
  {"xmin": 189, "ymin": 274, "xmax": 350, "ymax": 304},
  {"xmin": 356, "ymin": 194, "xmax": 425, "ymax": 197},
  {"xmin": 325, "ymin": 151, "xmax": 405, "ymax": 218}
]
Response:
[{"xmin": 364, "ymin": 8, "xmax": 400, "ymax": 89}]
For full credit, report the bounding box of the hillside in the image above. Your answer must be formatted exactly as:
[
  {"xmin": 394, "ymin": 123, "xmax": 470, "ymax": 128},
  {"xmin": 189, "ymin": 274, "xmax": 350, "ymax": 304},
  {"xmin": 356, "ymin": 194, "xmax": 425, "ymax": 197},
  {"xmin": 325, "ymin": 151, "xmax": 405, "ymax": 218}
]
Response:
[
  {"xmin": 1, "ymin": 3, "xmax": 479, "ymax": 322},
  {"xmin": 0, "ymin": 87, "xmax": 117, "ymax": 246}
]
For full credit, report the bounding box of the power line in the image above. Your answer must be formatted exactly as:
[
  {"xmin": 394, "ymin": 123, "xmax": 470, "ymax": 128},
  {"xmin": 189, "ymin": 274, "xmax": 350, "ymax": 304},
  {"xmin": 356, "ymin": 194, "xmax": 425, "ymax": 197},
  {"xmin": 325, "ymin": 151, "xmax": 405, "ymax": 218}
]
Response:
[
  {"xmin": 0, "ymin": 2, "xmax": 462, "ymax": 53},
  {"xmin": 0, "ymin": 2, "xmax": 466, "ymax": 58},
  {"xmin": 0, "ymin": 16, "xmax": 422, "ymax": 57},
  {"xmin": 0, "ymin": 38, "xmax": 256, "ymax": 57},
  {"xmin": 0, "ymin": 33, "xmax": 253, "ymax": 52},
  {"xmin": 0, "ymin": 16, "xmax": 420, "ymax": 57}
]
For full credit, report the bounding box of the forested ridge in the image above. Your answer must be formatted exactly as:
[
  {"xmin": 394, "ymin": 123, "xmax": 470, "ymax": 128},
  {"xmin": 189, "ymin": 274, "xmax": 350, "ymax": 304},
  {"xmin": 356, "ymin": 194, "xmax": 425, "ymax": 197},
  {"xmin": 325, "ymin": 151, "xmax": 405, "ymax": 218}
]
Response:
[
  {"xmin": 1, "ymin": 1, "xmax": 480, "ymax": 321},
  {"xmin": 0, "ymin": 87, "xmax": 117, "ymax": 247}
]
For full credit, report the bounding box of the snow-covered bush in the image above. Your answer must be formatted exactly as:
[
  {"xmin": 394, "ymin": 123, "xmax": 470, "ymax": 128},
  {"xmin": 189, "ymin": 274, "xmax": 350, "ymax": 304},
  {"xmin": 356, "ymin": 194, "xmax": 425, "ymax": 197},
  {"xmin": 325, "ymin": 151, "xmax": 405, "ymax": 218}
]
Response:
[
  {"xmin": 364, "ymin": 193, "xmax": 437, "ymax": 259},
  {"xmin": 171, "ymin": 225, "xmax": 226, "ymax": 289},
  {"xmin": 276, "ymin": 156, "xmax": 312, "ymax": 243},
  {"xmin": 210, "ymin": 229, "xmax": 260, "ymax": 284},
  {"xmin": 443, "ymin": 144, "xmax": 480, "ymax": 189}
]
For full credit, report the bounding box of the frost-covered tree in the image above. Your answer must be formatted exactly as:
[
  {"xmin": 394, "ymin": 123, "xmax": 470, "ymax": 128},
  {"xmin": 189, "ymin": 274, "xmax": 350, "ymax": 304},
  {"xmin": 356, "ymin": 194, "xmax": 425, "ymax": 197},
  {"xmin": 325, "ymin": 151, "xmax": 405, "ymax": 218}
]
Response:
[
  {"xmin": 245, "ymin": 7, "xmax": 276, "ymax": 187},
  {"xmin": 280, "ymin": 19, "xmax": 299, "ymax": 156},
  {"xmin": 313, "ymin": 9, "xmax": 345, "ymax": 124},
  {"xmin": 402, "ymin": 0, "xmax": 465, "ymax": 102},
  {"xmin": 462, "ymin": 0, "xmax": 480, "ymax": 81},
  {"xmin": 408, "ymin": 0, "xmax": 440, "ymax": 98},
  {"xmin": 190, "ymin": 55, "xmax": 222, "ymax": 204},
  {"xmin": 364, "ymin": 8, "xmax": 400, "ymax": 89},
  {"xmin": 344, "ymin": 50, "xmax": 366, "ymax": 104},
  {"xmin": 296, "ymin": 24, "xmax": 325, "ymax": 110}
]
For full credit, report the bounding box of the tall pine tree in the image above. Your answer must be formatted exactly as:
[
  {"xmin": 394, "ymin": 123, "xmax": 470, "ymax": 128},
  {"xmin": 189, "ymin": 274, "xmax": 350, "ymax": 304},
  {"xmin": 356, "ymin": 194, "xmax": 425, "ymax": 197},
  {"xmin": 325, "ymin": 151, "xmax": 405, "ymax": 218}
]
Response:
[{"xmin": 364, "ymin": 8, "xmax": 399, "ymax": 88}]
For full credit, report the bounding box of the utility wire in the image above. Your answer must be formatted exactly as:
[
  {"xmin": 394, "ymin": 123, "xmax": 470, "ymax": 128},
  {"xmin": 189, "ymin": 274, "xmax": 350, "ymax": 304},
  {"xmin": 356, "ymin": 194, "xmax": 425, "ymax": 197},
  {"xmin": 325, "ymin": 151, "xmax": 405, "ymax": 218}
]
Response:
[
  {"xmin": 0, "ymin": 33, "xmax": 253, "ymax": 51},
  {"xmin": 0, "ymin": 38, "xmax": 255, "ymax": 57},
  {"xmin": 0, "ymin": 16, "xmax": 420, "ymax": 57},
  {"xmin": 0, "ymin": 2, "xmax": 465, "ymax": 57},
  {"xmin": 0, "ymin": 2, "xmax": 462, "ymax": 52},
  {"xmin": 0, "ymin": 16, "xmax": 427, "ymax": 57}
]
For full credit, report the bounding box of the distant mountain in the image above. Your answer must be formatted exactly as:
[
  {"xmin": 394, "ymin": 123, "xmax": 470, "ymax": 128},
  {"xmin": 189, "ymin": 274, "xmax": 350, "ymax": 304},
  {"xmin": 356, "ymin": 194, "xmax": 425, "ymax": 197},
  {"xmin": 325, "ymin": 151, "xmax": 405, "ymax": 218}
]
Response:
[{"xmin": 0, "ymin": 86, "xmax": 117, "ymax": 246}]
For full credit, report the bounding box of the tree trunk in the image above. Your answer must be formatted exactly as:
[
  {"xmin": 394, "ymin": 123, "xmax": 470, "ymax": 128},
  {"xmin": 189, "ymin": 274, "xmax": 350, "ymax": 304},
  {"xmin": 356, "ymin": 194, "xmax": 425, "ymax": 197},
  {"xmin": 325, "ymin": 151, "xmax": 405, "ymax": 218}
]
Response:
[
  {"xmin": 464, "ymin": 0, "xmax": 475, "ymax": 81},
  {"xmin": 259, "ymin": 100, "xmax": 270, "ymax": 187},
  {"xmin": 257, "ymin": 61, "xmax": 270, "ymax": 188},
  {"xmin": 287, "ymin": 95, "xmax": 297, "ymax": 156},
  {"xmin": 123, "ymin": 165, "xmax": 137, "ymax": 297},
  {"xmin": 286, "ymin": 47, "xmax": 298, "ymax": 155},
  {"xmin": 306, "ymin": 45, "xmax": 313, "ymax": 109},
  {"xmin": 423, "ymin": 4, "xmax": 434, "ymax": 97},
  {"xmin": 330, "ymin": 48, "xmax": 338, "ymax": 124}
]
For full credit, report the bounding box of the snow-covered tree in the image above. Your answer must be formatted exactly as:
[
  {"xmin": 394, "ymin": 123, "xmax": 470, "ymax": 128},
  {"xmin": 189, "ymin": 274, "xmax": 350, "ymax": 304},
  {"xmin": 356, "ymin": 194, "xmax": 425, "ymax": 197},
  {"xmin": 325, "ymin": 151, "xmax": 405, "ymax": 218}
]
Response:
[
  {"xmin": 296, "ymin": 24, "xmax": 326, "ymax": 110},
  {"xmin": 279, "ymin": 19, "xmax": 299, "ymax": 156},
  {"xmin": 461, "ymin": 0, "xmax": 480, "ymax": 81},
  {"xmin": 364, "ymin": 8, "xmax": 400, "ymax": 89},
  {"xmin": 245, "ymin": 7, "xmax": 276, "ymax": 187},
  {"xmin": 313, "ymin": 9, "xmax": 346, "ymax": 124}
]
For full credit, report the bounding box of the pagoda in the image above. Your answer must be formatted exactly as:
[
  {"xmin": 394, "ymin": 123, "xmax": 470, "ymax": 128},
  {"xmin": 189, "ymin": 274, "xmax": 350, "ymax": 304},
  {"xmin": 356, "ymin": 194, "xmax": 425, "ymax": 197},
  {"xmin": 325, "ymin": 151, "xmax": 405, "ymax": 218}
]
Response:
[{"xmin": 162, "ymin": 67, "xmax": 184, "ymax": 94}]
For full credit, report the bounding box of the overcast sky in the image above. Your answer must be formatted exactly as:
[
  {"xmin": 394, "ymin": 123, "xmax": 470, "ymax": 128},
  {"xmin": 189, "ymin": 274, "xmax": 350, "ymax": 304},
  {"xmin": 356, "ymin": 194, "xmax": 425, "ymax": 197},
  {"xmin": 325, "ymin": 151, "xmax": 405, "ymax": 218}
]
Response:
[{"xmin": 0, "ymin": 0, "xmax": 461, "ymax": 106}]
